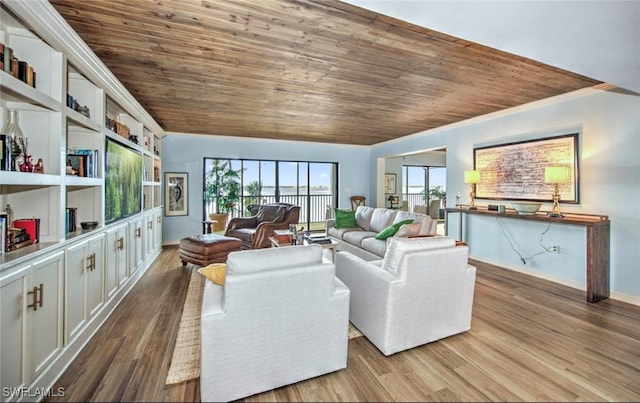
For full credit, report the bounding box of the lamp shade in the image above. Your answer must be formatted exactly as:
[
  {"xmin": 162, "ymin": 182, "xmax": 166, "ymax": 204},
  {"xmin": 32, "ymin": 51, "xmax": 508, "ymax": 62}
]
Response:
[
  {"xmin": 464, "ymin": 170, "xmax": 480, "ymax": 184},
  {"xmin": 544, "ymin": 166, "xmax": 570, "ymax": 183}
]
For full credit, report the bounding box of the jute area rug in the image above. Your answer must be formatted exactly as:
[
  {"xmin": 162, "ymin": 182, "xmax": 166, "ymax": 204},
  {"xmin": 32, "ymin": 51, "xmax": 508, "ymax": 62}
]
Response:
[{"xmin": 165, "ymin": 268, "xmax": 363, "ymax": 385}]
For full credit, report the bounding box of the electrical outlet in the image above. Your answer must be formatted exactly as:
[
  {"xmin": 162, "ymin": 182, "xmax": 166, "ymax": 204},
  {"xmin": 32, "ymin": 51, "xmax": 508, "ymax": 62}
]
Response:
[{"xmin": 551, "ymin": 245, "xmax": 560, "ymax": 253}]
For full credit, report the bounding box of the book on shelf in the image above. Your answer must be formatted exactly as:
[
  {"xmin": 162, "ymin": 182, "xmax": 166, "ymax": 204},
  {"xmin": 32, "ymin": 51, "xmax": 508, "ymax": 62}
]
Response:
[
  {"xmin": 11, "ymin": 238, "xmax": 34, "ymax": 250},
  {"xmin": 10, "ymin": 227, "xmax": 29, "ymax": 244},
  {"xmin": 3, "ymin": 46, "xmax": 12, "ymax": 74},
  {"xmin": 11, "ymin": 57, "xmax": 18, "ymax": 78},
  {"xmin": 6, "ymin": 227, "xmax": 31, "ymax": 251},
  {"xmin": 0, "ymin": 216, "xmax": 5, "ymax": 254},
  {"xmin": 0, "ymin": 134, "xmax": 6, "ymax": 171},
  {"xmin": 13, "ymin": 218, "xmax": 40, "ymax": 244},
  {"xmin": 17, "ymin": 60, "xmax": 28, "ymax": 82},
  {"xmin": 66, "ymin": 207, "xmax": 78, "ymax": 234},
  {"xmin": 26, "ymin": 65, "xmax": 35, "ymax": 87}
]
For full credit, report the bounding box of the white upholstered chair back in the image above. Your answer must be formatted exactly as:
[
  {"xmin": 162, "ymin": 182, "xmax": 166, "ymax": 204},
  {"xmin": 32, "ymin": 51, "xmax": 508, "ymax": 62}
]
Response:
[
  {"xmin": 200, "ymin": 245, "xmax": 350, "ymax": 402},
  {"xmin": 335, "ymin": 236, "xmax": 476, "ymax": 355}
]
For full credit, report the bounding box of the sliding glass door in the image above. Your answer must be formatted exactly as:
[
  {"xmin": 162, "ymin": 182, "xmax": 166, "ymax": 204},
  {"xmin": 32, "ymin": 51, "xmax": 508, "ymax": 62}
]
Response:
[
  {"xmin": 403, "ymin": 165, "xmax": 446, "ymax": 214},
  {"xmin": 204, "ymin": 158, "xmax": 337, "ymax": 231}
]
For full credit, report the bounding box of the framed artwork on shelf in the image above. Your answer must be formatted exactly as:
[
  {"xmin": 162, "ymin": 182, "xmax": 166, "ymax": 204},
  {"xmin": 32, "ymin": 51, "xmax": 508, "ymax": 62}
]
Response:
[
  {"xmin": 473, "ymin": 133, "xmax": 579, "ymax": 202},
  {"xmin": 67, "ymin": 154, "xmax": 88, "ymax": 177},
  {"xmin": 165, "ymin": 172, "xmax": 188, "ymax": 216},
  {"xmin": 384, "ymin": 173, "xmax": 396, "ymax": 194}
]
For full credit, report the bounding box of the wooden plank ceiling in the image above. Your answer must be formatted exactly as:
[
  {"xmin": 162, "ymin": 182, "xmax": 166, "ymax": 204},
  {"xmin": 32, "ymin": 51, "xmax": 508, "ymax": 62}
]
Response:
[{"xmin": 50, "ymin": 0, "xmax": 601, "ymax": 146}]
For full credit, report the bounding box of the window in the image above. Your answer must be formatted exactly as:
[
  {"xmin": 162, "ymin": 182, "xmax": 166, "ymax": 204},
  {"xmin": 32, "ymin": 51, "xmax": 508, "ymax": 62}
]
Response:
[
  {"xmin": 402, "ymin": 165, "xmax": 446, "ymax": 214},
  {"xmin": 204, "ymin": 158, "xmax": 337, "ymax": 231}
]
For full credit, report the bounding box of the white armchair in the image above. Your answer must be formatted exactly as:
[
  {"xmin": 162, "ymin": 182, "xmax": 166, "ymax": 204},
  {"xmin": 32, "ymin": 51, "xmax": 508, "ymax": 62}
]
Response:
[
  {"xmin": 335, "ymin": 236, "xmax": 476, "ymax": 356},
  {"xmin": 200, "ymin": 244, "xmax": 350, "ymax": 402}
]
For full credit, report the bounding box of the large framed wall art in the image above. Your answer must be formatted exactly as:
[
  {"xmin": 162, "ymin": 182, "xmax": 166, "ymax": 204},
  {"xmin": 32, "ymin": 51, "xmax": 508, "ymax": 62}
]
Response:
[{"xmin": 473, "ymin": 133, "xmax": 579, "ymax": 203}]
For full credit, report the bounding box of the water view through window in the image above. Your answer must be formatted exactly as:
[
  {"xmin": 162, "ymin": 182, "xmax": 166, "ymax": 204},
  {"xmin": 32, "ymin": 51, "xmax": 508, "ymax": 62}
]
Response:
[
  {"xmin": 403, "ymin": 165, "xmax": 446, "ymax": 214},
  {"xmin": 204, "ymin": 158, "xmax": 337, "ymax": 231}
]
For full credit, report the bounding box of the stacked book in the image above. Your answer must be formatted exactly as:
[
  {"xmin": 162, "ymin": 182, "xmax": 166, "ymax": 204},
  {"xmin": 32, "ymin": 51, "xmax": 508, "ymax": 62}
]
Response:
[
  {"xmin": 304, "ymin": 234, "xmax": 332, "ymax": 244},
  {"xmin": 1, "ymin": 43, "xmax": 36, "ymax": 88},
  {"xmin": 0, "ymin": 213, "xmax": 40, "ymax": 253},
  {"xmin": 66, "ymin": 207, "xmax": 78, "ymax": 234},
  {"xmin": 8, "ymin": 227, "xmax": 33, "ymax": 250}
]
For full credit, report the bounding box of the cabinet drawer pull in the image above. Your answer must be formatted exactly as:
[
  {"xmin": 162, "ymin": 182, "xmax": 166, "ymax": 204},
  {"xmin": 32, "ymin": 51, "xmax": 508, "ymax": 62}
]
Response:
[
  {"xmin": 136, "ymin": 227, "xmax": 141, "ymax": 237},
  {"xmin": 157, "ymin": 216, "xmax": 161, "ymax": 224},
  {"xmin": 148, "ymin": 221, "xmax": 153, "ymax": 229},
  {"xmin": 28, "ymin": 284, "xmax": 44, "ymax": 311},
  {"xmin": 86, "ymin": 255, "xmax": 93, "ymax": 270},
  {"xmin": 91, "ymin": 253, "xmax": 96, "ymax": 270},
  {"xmin": 117, "ymin": 237, "xmax": 124, "ymax": 250}
]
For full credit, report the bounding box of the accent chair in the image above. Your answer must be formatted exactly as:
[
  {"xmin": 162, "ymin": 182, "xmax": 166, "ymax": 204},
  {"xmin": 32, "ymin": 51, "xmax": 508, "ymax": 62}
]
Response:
[
  {"xmin": 335, "ymin": 236, "xmax": 476, "ymax": 356},
  {"xmin": 200, "ymin": 244, "xmax": 350, "ymax": 402},
  {"xmin": 224, "ymin": 202, "xmax": 300, "ymax": 249}
]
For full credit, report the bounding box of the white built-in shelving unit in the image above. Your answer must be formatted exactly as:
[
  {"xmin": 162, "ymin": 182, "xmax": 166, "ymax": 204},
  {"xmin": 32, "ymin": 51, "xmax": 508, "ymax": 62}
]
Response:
[{"xmin": 0, "ymin": 2, "xmax": 165, "ymax": 399}]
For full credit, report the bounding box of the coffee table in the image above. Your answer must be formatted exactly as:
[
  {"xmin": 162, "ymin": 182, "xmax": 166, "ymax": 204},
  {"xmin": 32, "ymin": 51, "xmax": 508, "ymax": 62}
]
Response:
[{"xmin": 268, "ymin": 236, "xmax": 339, "ymax": 262}]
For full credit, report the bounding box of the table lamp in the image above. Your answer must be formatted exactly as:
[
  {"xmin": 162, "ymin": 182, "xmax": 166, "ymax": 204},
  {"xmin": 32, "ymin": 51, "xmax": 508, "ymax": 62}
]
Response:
[
  {"xmin": 544, "ymin": 165, "xmax": 570, "ymax": 217},
  {"xmin": 464, "ymin": 170, "xmax": 480, "ymax": 210},
  {"xmin": 387, "ymin": 194, "xmax": 397, "ymax": 209}
]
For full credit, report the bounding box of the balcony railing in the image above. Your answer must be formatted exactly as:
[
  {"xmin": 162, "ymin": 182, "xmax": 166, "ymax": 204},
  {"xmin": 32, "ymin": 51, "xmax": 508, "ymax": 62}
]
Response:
[
  {"xmin": 403, "ymin": 193, "xmax": 427, "ymax": 213},
  {"xmin": 206, "ymin": 192, "xmax": 442, "ymax": 232},
  {"xmin": 206, "ymin": 194, "xmax": 333, "ymax": 230}
]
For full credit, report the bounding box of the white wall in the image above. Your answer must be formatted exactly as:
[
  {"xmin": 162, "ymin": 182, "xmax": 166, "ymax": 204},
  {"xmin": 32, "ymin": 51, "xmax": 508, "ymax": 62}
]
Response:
[
  {"xmin": 372, "ymin": 87, "xmax": 640, "ymax": 302},
  {"xmin": 161, "ymin": 134, "xmax": 370, "ymax": 243}
]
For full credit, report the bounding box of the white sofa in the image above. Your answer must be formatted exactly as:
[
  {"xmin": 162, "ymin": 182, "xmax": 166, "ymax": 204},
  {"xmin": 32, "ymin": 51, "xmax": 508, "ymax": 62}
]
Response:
[
  {"xmin": 335, "ymin": 236, "xmax": 476, "ymax": 356},
  {"xmin": 326, "ymin": 205, "xmax": 437, "ymax": 261},
  {"xmin": 200, "ymin": 244, "xmax": 350, "ymax": 402}
]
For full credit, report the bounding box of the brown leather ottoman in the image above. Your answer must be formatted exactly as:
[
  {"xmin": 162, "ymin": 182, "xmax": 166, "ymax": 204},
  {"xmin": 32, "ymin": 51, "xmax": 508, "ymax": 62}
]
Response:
[{"xmin": 179, "ymin": 234, "xmax": 242, "ymax": 267}]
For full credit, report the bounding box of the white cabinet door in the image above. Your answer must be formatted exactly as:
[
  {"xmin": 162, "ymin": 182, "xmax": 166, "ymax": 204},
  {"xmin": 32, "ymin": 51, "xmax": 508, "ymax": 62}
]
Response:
[
  {"xmin": 128, "ymin": 216, "xmax": 143, "ymax": 274},
  {"xmin": 1, "ymin": 251, "xmax": 64, "ymax": 396},
  {"xmin": 143, "ymin": 212, "xmax": 155, "ymax": 260},
  {"xmin": 116, "ymin": 224, "xmax": 128, "ymax": 285},
  {"xmin": 105, "ymin": 223, "xmax": 128, "ymax": 297},
  {"xmin": 154, "ymin": 209, "xmax": 162, "ymax": 251},
  {"xmin": 86, "ymin": 235, "xmax": 105, "ymax": 318},
  {"xmin": 0, "ymin": 267, "xmax": 30, "ymax": 393},
  {"xmin": 64, "ymin": 234, "xmax": 105, "ymax": 343},
  {"xmin": 30, "ymin": 251, "xmax": 64, "ymax": 378},
  {"xmin": 105, "ymin": 227, "xmax": 119, "ymax": 298},
  {"xmin": 65, "ymin": 241, "xmax": 88, "ymax": 343}
]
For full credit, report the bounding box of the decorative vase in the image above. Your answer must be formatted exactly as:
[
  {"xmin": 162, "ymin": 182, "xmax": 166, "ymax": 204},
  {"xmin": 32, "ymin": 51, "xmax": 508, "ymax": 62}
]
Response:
[
  {"xmin": 0, "ymin": 109, "xmax": 26, "ymax": 171},
  {"xmin": 208, "ymin": 213, "xmax": 229, "ymax": 232}
]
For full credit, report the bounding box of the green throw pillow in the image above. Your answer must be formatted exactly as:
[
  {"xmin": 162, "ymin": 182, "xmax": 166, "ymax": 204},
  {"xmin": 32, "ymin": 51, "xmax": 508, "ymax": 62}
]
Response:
[
  {"xmin": 375, "ymin": 219, "xmax": 415, "ymax": 240},
  {"xmin": 334, "ymin": 209, "xmax": 357, "ymax": 229}
]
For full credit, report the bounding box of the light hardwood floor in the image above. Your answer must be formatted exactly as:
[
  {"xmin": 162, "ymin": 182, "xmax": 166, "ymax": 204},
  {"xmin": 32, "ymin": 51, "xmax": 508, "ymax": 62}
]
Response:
[{"xmin": 48, "ymin": 245, "xmax": 640, "ymax": 402}]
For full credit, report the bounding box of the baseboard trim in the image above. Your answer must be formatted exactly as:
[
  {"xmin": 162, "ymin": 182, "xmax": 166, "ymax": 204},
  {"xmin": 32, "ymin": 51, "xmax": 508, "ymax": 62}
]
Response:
[{"xmin": 470, "ymin": 255, "xmax": 639, "ymax": 307}]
